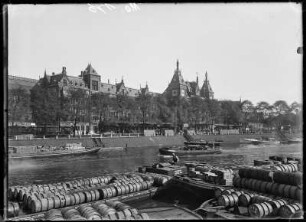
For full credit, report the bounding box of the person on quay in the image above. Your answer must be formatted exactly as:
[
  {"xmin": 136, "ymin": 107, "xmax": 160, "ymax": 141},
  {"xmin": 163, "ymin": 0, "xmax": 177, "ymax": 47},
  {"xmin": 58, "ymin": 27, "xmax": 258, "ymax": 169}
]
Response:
[{"xmin": 172, "ymin": 153, "xmax": 179, "ymax": 164}]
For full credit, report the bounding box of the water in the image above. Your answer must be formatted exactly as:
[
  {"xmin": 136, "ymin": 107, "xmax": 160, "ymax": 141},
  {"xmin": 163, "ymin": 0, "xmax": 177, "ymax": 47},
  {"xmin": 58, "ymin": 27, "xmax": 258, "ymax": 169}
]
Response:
[{"xmin": 8, "ymin": 143, "xmax": 302, "ymax": 186}]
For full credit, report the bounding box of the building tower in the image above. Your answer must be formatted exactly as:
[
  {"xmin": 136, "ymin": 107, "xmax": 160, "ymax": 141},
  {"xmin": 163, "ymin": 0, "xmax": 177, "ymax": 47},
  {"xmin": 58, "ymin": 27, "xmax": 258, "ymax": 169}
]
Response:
[
  {"xmin": 81, "ymin": 63, "xmax": 101, "ymax": 91},
  {"xmin": 200, "ymin": 71, "xmax": 214, "ymax": 100},
  {"xmin": 163, "ymin": 60, "xmax": 188, "ymax": 99}
]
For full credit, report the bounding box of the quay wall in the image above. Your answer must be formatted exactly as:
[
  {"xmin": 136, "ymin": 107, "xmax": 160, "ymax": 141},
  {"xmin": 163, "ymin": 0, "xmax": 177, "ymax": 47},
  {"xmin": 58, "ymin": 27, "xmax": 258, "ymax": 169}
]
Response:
[{"xmin": 7, "ymin": 133, "xmax": 294, "ymax": 148}]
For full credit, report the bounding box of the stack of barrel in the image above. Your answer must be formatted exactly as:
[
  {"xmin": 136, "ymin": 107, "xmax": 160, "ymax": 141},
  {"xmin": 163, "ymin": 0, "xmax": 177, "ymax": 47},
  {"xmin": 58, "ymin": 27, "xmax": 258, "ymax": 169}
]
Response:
[
  {"xmin": 214, "ymin": 187, "xmax": 303, "ymax": 218},
  {"xmin": 41, "ymin": 200, "xmax": 150, "ymax": 220},
  {"xmin": 8, "ymin": 172, "xmax": 155, "ymax": 217},
  {"xmin": 140, "ymin": 172, "xmax": 172, "ymax": 186},
  {"xmin": 233, "ymin": 166, "xmax": 302, "ymax": 202},
  {"xmin": 269, "ymin": 155, "xmax": 303, "ymax": 172}
]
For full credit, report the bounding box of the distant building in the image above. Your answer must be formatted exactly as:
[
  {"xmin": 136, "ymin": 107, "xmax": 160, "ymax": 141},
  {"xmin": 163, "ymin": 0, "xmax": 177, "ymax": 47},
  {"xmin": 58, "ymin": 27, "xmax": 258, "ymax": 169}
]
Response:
[{"xmin": 163, "ymin": 60, "xmax": 214, "ymax": 100}]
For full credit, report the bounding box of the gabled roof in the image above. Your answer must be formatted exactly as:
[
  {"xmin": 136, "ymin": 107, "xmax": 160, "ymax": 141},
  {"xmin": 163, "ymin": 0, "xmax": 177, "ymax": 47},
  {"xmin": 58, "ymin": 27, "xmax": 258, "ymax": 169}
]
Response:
[
  {"xmin": 84, "ymin": 63, "xmax": 99, "ymax": 75},
  {"xmin": 50, "ymin": 73, "xmax": 64, "ymax": 84},
  {"xmin": 67, "ymin": 75, "xmax": 86, "ymax": 87},
  {"xmin": 116, "ymin": 80, "xmax": 125, "ymax": 92}
]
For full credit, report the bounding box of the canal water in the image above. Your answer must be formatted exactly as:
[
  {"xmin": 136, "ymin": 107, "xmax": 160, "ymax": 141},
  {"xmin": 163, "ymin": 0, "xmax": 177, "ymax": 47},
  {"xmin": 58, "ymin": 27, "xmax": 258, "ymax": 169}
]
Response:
[{"xmin": 8, "ymin": 143, "xmax": 302, "ymax": 187}]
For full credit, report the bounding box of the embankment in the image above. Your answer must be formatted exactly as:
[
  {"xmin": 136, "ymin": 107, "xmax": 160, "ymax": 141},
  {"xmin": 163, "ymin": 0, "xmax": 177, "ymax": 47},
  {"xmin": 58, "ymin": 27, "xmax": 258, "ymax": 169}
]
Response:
[{"xmin": 7, "ymin": 133, "xmax": 293, "ymax": 149}]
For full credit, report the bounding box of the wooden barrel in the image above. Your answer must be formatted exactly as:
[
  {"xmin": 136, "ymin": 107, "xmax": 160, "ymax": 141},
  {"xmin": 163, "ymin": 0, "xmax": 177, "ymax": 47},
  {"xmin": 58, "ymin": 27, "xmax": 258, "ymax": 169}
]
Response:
[
  {"xmin": 114, "ymin": 185, "xmax": 123, "ymax": 196},
  {"xmin": 251, "ymin": 195, "xmax": 272, "ymax": 204},
  {"xmin": 295, "ymin": 188, "xmax": 302, "ymax": 201},
  {"xmin": 221, "ymin": 189, "xmax": 235, "ymax": 195},
  {"xmin": 83, "ymin": 191, "xmax": 92, "ymax": 203},
  {"xmin": 248, "ymin": 203, "xmax": 265, "ymax": 218},
  {"xmin": 31, "ymin": 199, "xmax": 42, "ymax": 213},
  {"xmin": 253, "ymin": 180, "xmax": 261, "ymax": 192},
  {"xmin": 46, "ymin": 197, "xmax": 55, "ymax": 210},
  {"xmin": 110, "ymin": 186, "xmax": 117, "ymax": 197},
  {"xmin": 78, "ymin": 192, "xmax": 86, "ymax": 203},
  {"xmin": 115, "ymin": 211, "xmax": 125, "ymax": 220},
  {"xmin": 238, "ymin": 193, "xmax": 254, "ymax": 206},
  {"xmin": 289, "ymin": 186, "xmax": 297, "ymax": 200},
  {"xmin": 45, "ymin": 209, "xmax": 64, "ymax": 220},
  {"xmin": 279, "ymin": 204, "xmax": 299, "ymax": 218},
  {"xmin": 62, "ymin": 208, "xmax": 83, "ymax": 220},
  {"xmin": 7, "ymin": 202, "xmax": 19, "ymax": 218},
  {"xmin": 267, "ymin": 200, "xmax": 283, "ymax": 216},
  {"xmin": 270, "ymin": 183, "xmax": 279, "ymax": 196},
  {"xmin": 231, "ymin": 192, "xmax": 242, "ymax": 205},
  {"xmin": 218, "ymin": 195, "xmax": 234, "ymax": 207},
  {"xmin": 72, "ymin": 193, "xmax": 80, "ymax": 205},
  {"xmin": 277, "ymin": 184, "xmax": 286, "ymax": 197},
  {"xmin": 249, "ymin": 202, "xmax": 273, "ymax": 218},
  {"xmin": 214, "ymin": 187, "xmax": 225, "ymax": 198},
  {"xmin": 64, "ymin": 194, "xmax": 71, "ymax": 207},
  {"xmin": 127, "ymin": 184, "xmax": 134, "ymax": 193},
  {"xmin": 106, "ymin": 187, "xmax": 114, "ymax": 198}
]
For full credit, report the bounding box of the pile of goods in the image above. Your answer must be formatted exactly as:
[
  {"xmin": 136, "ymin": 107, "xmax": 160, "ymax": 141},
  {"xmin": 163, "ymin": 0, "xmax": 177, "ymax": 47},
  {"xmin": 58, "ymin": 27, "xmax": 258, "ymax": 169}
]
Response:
[
  {"xmin": 12, "ymin": 200, "xmax": 150, "ymax": 221},
  {"xmin": 233, "ymin": 155, "xmax": 302, "ymax": 202},
  {"xmin": 140, "ymin": 162, "xmax": 187, "ymax": 176},
  {"xmin": 185, "ymin": 162, "xmax": 234, "ymax": 186},
  {"xmin": 210, "ymin": 187, "xmax": 303, "ymax": 219},
  {"xmin": 7, "ymin": 172, "xmax": 158, "ymax": 219}
]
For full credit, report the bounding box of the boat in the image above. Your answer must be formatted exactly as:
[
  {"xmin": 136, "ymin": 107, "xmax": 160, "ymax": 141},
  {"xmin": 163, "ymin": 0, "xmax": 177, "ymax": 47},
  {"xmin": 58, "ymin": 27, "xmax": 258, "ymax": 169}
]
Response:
[
  {"xmin": 183, "ymin": 130, "xmax": 222, "ymax": 147},
  {"xmin": 243, "ymin": 137, "xmax": 280, "ymax": 145},
  {"xmin": 184, "ymin": 140, "xmax": 222, "ymax": 147},
  {"xmin": 159, "ymin": 145, "xmax": 222, "ymax": 156},
  {"xmin": 9, "ymin": 143, "xmax": 101, "ymax": 159},
  {"xmin": 280, "ymin": 137, "xmax": 303, "ymax": 144}
]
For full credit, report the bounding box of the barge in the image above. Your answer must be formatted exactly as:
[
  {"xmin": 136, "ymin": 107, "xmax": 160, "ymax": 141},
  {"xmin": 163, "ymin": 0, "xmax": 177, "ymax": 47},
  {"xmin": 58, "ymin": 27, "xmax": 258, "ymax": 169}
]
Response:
[
  {"xmin": 9, "ymin": 143, "xmax": 101, "ymax": 159},
  {"xmin": 159, "ymin": 145, "xmax": 222, "ymax": 156},
  {"xmin": 6, "ymin": 155, "xmax": 303, "ymax": 220}
]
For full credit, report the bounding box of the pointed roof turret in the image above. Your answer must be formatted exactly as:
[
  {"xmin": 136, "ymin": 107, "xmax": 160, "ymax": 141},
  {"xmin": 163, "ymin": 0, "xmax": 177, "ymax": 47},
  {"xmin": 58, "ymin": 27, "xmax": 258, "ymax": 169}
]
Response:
[
  {"xmin": 176, "ymin": 59, "xmax": 179, "ymax": 70},
  {"xmin": 200, "ymin": 71, "xmax": 214, "ymax": 100},
  {"xmin": 84, "ymin": 63, "xmax": 99, "ymax": 75}
]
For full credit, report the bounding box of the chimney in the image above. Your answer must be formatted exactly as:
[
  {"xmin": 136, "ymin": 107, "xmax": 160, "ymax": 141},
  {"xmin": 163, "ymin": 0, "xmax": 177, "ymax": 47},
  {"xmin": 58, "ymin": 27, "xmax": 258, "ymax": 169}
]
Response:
[
  {"xmin": 52, "ymin": 72, "xmax": 55, "ymax": 75},
  {"xmin": 62, "ymin": 66, "xmax": 66, "ymax": 74},
  {"xmin": 108, "ymin": 79, "xmax": 110, "ymax": 84}
]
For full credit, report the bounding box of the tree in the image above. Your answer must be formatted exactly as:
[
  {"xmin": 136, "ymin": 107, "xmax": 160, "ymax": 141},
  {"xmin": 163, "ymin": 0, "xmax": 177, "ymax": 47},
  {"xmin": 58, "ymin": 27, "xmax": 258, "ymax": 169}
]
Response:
[
  {"xmin": 91, "ymin": 92, "xmax": 111, "ymax": 133},
  {"xmin": 30, "ymin": 80, "xmax": 58, "ymax": 132},
  {"xmin": 206, "ymin": 99, "xmax": 221, "ymax": 125},
  {"xmin": 188, "ymin": 96, "xmax": 205, "ymax": 132},
  {"xmin": 135, "ymin": 92, "xmax": 153, "ymax": 133},
  {"xmin": 241, "ymin": 100, "xmax": 254, "ymax": 127},
  {"xmin": 68, "ymin": 88, "xmax": 87, "ymax": 136},
  {"xmin": 155, "ymin": 94, "xmax": 172, "ymax": 124},
  {"xmin": 8, "ymin": 87, "xmax": 30, "ymax": 126},
  {"xmin": 220, "ymin": 101, "xmax": 242, "ymax": 126},
  {"xmin": 115, "ymin": 94, "xmax": 136, "ymax": 133},
  {"xmin": 273, "ymin": 100, "xmax": 290, "ymax": 116}
]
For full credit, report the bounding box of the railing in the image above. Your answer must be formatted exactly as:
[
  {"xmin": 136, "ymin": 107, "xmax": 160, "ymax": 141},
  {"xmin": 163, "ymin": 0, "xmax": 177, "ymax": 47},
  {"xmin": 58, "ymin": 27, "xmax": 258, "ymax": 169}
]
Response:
[{"xmin": 9, "ymin": 133, "xmax": 145, "ymax": 140}]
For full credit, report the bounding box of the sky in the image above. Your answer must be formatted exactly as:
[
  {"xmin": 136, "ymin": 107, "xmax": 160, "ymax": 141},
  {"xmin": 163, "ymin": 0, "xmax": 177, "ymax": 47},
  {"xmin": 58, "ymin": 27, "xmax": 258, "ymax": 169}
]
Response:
[{"xmin": 8, "ymin": 3, "xmax": 302, "ymax": 105}]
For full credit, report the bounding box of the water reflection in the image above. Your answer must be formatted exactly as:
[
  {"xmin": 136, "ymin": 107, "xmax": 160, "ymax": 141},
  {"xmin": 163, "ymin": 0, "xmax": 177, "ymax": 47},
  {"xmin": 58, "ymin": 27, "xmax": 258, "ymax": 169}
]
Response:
[{"xmin": 9, "ymin": 143, "xmax": 302, "ymax": 186}]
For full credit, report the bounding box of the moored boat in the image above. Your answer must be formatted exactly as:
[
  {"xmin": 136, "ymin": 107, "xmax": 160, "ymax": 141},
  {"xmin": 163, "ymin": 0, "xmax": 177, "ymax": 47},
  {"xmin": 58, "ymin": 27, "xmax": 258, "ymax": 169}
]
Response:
[
  {"xmin": 159, "ymin": 145, "xmax": 222, "ymax": 156},
  {"xmin": 9, "ymin": 143, "xmax": 101, "ymax": 159}
]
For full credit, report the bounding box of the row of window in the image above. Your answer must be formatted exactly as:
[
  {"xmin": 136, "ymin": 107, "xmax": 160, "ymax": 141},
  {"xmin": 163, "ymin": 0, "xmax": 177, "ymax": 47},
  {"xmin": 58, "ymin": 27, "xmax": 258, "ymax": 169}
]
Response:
[{"xmin": 63, "ymin": 79, "xmax": 84, "ymax": 87}]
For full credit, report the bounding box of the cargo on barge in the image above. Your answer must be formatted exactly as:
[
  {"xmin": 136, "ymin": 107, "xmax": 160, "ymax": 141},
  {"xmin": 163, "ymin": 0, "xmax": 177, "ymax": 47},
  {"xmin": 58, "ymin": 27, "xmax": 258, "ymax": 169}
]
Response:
[
  {"xmin": 9, "ymin": 143, "xmax": 101, "ymax": 159},
  {"xmin": 6, "ymin": 154, "xmax": 303, "ymax": 220}
]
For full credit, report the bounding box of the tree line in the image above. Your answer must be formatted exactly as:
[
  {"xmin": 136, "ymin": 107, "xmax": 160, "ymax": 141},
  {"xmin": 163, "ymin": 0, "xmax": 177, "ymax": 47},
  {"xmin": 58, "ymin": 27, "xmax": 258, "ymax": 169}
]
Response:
[{"xmin": 8, "ymin": 86, "xmax": 302, "ymax": 135}]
